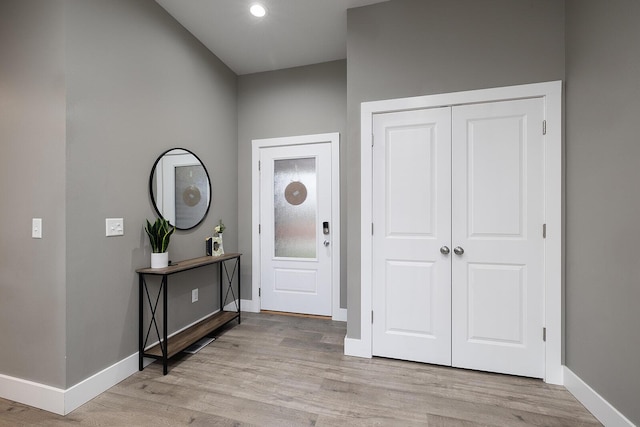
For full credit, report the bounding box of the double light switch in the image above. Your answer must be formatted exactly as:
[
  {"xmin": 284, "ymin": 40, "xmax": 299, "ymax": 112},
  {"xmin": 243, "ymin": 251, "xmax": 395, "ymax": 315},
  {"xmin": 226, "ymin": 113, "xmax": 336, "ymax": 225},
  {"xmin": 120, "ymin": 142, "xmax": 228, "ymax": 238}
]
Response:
[{"xmin": 106, "ymin": 218, "xmax": 124, "ymax": 237}]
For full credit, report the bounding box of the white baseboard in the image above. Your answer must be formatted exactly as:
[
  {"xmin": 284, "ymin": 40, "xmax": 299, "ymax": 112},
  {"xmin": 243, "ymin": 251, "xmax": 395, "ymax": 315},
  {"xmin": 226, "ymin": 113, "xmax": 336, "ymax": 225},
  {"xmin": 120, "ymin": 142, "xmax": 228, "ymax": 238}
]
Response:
[
  {"xmin": 564, "ymin": 367, "xmax": 635, "ymax": 427},
  {"xmin": 0, "ymin": 351, "xmax": 140, "ymax": 416},
  {"xmin": 239, "ymin": 298, "xmax": 346, "ymax": 320},
  {"xmin": 240, "ymin": 298, "xmax": 260, "ymax": 313},
  {"xmin": 64, "ymin": 352, "xmax": 140, "ymax": 414},
  {"xmin": 0, "ymin": 373, "xmax": 65, "ymax": 415},
  {"xmin": 332, "ymin": 308, "xmax": 347, "ymax": 322},
  {"xmin": 223, "ymin": 299, "xmax": 240, "ymax": 312},
  {"xmin": 344, "ymin": 336, "xmax": 371, "ymax": 358}
]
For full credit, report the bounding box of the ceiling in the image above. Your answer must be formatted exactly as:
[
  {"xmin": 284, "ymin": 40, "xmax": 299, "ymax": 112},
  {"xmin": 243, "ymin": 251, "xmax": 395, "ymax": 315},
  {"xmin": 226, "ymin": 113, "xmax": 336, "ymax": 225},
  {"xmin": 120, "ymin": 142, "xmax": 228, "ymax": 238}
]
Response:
[{"xmin": 155, "ymin": 0, "xmax": 388, "ymax": 75}]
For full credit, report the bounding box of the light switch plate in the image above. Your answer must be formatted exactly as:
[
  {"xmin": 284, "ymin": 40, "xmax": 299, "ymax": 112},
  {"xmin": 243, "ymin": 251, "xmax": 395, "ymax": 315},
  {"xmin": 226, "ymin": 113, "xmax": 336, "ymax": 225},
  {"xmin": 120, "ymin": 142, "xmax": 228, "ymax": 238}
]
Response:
[
  {"xmin": 192, "ymin": 288, "xmax": 198, "ymax": 303},
  {"xmin": 32, "ymin": 218, "xmax": 42, "ymax": 239},
  {"xmin": 106, "ymin": 218, "xmax": 124, "ymax": 237}
]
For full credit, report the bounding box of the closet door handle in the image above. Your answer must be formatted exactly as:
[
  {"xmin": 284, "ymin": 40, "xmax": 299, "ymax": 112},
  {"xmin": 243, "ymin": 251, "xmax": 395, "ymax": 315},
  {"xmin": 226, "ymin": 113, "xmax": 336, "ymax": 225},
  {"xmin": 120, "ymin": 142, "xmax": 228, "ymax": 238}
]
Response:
[
  {"xmin": 440, "ymin": 246, "xmax": 450, "ymax": 255},
  {"xmin": 453, "ymin": 246, "xmax": 465, "ymax": 255}
]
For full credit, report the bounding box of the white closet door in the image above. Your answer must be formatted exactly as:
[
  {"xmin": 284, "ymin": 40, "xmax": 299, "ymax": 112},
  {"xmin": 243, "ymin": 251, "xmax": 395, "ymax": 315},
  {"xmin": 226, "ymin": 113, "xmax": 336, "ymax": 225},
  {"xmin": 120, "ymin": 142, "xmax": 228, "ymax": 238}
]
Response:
[
  {"xmin": 372, "ymin": 107, "xmax": 452, "ymax": 365},
  {"xmin": 451, "ymin": 98, "xmax": 545, "ymax": 378}
]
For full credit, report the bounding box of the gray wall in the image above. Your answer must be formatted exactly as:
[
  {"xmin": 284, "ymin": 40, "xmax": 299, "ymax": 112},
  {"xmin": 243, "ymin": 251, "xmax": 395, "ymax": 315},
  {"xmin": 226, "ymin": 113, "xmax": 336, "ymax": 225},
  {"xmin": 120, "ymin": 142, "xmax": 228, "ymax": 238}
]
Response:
[
  {"xmin": 237, "ymin": 60, "xmax": 347, "ymax": 307},
  {"xmin": 64, "ymin": 0, "xmax": 237, "ymax": 386},
  {"xmin": 0, "ymin": 0, "xmax": 237, "ymax": 389},
  {"xmin": 345, "ymin": 0, "xmax": 566, "ymax": 338},
  {"xmin": 565, "ymin": 1, "xmax": 640, "ymax": 424},
  {"xmin": 0, "ymin": 0, "xmax": 67, "ymax": 388}
]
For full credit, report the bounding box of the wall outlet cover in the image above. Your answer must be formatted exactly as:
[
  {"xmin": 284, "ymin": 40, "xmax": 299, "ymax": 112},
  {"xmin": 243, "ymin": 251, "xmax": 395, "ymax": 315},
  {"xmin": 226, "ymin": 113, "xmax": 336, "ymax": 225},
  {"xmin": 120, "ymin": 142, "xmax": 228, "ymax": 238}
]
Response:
[{"xmin": 105, "ymin": 218, "xmax": 124, "ymax": 237}]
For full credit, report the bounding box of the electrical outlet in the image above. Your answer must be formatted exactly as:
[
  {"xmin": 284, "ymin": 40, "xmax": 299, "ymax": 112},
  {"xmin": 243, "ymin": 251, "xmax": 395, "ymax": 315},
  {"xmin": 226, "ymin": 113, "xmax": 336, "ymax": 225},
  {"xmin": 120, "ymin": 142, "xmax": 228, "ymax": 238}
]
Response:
[
  {"xmin": 192, "ymin": 288, "xmax": 198, "ymax": 303},
  {"xmin": 105, "ymin": 218, "xmax": 124, "ymax": 237}
]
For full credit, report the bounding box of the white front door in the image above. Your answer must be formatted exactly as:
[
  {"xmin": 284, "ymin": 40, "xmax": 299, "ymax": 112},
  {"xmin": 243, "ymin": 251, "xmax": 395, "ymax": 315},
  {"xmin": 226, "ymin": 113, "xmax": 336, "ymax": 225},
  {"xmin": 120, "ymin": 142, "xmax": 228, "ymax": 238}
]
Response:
[
  {"xmin": 371, "ymin": 98, "xmax": 545, "ymax": 378},
  {"xmin": 451, "ymin": 98, "xmax": 545, "ymax": 378},
  {"xmin": 259, "ymin": 142, "xmax": 333, "ymax": 316},
  {"xmin": 372, "ymin": 107, "xmax": 452, "ymax": 365}
]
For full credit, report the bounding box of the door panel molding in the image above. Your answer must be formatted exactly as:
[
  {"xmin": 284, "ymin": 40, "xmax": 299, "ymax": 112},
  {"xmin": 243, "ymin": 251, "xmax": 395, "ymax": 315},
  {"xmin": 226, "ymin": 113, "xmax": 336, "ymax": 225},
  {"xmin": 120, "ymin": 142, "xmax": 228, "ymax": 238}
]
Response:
[
  {"xmin": 352, "ymin": 81, "xmax": 563, "ymax": 384},
  {"xmin": 251, "ymin": 133, "xmax": 343, "ymax": 320}
]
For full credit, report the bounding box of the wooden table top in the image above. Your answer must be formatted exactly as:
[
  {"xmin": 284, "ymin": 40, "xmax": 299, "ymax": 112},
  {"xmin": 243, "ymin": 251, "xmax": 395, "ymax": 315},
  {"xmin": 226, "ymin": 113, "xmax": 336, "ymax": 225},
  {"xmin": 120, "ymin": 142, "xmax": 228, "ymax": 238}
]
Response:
[{"xmin": 136, "ymin": 253, "xmax": 241, "ymax": 275}]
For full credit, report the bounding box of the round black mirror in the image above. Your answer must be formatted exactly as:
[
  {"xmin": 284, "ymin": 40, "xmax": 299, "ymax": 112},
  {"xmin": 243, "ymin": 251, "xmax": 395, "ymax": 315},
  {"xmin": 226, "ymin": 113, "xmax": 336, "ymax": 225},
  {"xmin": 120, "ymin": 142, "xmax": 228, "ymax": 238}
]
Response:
[{"xmin": 149, "ymin": 148, "xmax": 211, "ymax": 230}]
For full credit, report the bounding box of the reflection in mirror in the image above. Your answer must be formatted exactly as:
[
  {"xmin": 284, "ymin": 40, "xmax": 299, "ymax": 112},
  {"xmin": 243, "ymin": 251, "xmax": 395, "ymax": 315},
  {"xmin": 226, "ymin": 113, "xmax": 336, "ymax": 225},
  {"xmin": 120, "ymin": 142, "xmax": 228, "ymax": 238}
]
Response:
[{"xmin": 150, "ymin": 148, "xmax": 211, "ymax": 230}]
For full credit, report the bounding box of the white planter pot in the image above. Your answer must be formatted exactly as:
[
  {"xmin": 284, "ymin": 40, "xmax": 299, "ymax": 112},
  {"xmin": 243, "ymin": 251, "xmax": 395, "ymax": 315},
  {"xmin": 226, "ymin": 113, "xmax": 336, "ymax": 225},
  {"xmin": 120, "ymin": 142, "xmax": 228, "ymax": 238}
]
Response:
[{"xmin": 151, "ymin": 252, "xmax": 169, "ymax": 268}]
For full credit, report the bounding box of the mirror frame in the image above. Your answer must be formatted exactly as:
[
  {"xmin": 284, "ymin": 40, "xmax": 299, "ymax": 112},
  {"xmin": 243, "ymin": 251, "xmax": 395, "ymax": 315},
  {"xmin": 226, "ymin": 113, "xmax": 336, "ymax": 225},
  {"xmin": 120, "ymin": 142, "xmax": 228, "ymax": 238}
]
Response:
[{"xmin": 149, "ymin": 147, "xmax": 212, "ymax": 230}]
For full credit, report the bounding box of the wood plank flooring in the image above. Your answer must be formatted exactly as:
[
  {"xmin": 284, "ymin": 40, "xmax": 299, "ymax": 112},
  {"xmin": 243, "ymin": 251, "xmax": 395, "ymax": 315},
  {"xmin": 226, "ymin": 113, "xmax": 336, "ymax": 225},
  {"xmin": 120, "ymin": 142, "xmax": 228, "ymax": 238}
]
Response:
[{"xmin": 0, "ymin": 312, "xmax": 601, "ymax": 426}]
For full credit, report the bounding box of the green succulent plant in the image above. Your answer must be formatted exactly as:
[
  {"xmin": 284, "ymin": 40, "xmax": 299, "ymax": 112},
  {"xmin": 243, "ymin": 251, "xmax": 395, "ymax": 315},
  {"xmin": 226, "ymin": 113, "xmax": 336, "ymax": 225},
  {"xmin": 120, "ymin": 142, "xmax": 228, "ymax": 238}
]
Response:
[{"xmin": 144, "ymin": 218, "xmax": 175, "ymax": 253}]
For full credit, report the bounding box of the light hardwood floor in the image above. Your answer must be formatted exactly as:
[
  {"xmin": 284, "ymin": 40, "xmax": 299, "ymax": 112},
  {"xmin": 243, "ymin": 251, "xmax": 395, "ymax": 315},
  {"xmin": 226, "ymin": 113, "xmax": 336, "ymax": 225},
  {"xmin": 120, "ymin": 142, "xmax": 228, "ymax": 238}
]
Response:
[{"xmin": 0, "ymin": 312, "xmax": 600, "ymax": 426}]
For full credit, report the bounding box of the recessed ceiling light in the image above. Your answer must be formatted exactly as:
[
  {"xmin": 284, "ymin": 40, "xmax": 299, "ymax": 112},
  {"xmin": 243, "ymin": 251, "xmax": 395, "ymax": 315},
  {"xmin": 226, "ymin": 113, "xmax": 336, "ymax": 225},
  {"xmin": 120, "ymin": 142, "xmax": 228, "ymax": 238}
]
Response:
[{"xmin": 250, "ymin": 4, "xmax": 267, "ymax": 18}]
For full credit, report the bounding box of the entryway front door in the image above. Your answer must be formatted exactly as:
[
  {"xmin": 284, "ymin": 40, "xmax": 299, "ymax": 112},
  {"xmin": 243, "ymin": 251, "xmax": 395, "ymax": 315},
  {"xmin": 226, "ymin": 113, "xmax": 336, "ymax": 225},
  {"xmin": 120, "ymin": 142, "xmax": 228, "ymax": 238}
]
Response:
[
  {"xmin": 259, "ymin": 142, "xmax": 333, "ymax": 316},
  {"xmin": 372, "ymin": 97, "xmax": 545, "ymax": 378}
]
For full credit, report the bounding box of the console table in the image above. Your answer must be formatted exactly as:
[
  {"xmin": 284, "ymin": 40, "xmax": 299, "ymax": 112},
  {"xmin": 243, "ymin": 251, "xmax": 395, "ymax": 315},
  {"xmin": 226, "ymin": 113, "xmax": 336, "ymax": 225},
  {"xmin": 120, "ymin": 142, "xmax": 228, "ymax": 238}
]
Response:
[{"xmin": 137, "ymin": 253, "xmax": 241, "ymax": 375}]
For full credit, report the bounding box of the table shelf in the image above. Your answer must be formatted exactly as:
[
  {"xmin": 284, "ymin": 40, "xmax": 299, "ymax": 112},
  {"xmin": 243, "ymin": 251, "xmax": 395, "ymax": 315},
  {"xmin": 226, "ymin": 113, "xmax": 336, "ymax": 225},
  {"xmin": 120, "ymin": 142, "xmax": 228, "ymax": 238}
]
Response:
[
  {"xmin": 137, "ymin": 253, "xmax": 241, "ymax": 374},
  {"xmin": 144, "ymin": 311, "xmax": 239, "ymax": 358}
]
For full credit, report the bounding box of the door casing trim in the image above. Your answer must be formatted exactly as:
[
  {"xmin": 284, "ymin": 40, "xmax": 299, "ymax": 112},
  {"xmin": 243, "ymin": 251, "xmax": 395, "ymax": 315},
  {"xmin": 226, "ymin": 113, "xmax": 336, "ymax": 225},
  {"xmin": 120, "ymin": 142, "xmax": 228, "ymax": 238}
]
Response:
[
  {"xmin": 354, "ymin": 81, "xmax": 563, "ymax": 384},
  {"xmin": 251, "ymin": 133, "xmax": 344, "ymax": 321}
]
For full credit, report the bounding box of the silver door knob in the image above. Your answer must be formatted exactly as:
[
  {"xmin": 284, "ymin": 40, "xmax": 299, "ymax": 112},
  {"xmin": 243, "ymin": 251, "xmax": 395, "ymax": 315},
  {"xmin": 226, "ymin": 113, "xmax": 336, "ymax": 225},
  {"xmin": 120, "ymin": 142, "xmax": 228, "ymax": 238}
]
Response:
[
  {"xmin": 453, "ymin": 246, "xmax": 464, "ymax": 255},
  {"xmin": 440, "ymin": 246, "xmax": 450, "ymax": 255},
  {"xmin": 323, "ymin": 240, "xmax": 330, "ymax": 247}
]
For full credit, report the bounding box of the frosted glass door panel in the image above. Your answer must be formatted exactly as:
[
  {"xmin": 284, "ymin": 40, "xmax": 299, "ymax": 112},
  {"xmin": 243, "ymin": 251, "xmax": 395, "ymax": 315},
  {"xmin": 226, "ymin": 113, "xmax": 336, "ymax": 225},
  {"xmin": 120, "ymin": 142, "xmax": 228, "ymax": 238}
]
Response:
[{"xmin": 274, "ymin": 157, "xmax": 317, "ymax": 258}]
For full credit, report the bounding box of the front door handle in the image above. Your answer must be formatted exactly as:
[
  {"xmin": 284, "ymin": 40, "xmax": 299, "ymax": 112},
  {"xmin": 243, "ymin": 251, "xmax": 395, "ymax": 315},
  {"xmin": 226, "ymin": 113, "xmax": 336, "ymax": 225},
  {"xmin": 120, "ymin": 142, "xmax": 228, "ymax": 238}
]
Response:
[{"xmin": 323, "ymin": 240, "xmax": 330, "ymax": 247}]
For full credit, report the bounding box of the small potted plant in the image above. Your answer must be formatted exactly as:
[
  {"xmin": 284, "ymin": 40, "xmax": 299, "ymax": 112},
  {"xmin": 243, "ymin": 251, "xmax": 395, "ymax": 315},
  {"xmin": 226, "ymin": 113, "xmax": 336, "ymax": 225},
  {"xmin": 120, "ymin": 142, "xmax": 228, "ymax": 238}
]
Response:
[
  {"xmin": 214, "ymin": 219, "xmax": 226, "ymax": 236},
  {"xmin": 144, "ymin": 218, "xmax": 175, "ymax": 268}
]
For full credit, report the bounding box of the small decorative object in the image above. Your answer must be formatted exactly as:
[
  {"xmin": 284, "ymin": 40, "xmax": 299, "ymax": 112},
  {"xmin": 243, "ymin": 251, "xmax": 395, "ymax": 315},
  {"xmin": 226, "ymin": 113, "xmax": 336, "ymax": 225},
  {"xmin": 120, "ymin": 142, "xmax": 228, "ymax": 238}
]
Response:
[
  {"xmin": 211, "ymin": 236, "xmax": 224, "ymax": 256},
  {"xmin": 205, "ymin": 237, "xmax": 213, "ymax": 256},
  {"xmin": 284, "ymin": 181, "xmax": 308, "ymax": 205},
  {"xmin": 182, "ymin": 185, "xmax": 201, "ymax": 207},
  {"xmin": 214, "ymin": 219, "xmax": 226, "ymax": 236},
  {"xmin": 144, "ymin": 218, "xmax": 175, "ymax": 268},
  {"xmin": 212, "ymin": 219, "xmax": 225, "ymax": 256}
]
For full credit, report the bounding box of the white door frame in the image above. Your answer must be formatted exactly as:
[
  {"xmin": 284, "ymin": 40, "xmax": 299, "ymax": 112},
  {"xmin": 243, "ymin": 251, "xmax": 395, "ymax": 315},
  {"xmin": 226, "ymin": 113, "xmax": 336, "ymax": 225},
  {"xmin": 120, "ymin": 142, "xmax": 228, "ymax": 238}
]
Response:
[
  {"xmin": 350, "ymin": 81, "xmax": 563, "ymax": 384},
  {"xmin": 251, "ymin": 132, "xmax": 345, "ymax": 320}
]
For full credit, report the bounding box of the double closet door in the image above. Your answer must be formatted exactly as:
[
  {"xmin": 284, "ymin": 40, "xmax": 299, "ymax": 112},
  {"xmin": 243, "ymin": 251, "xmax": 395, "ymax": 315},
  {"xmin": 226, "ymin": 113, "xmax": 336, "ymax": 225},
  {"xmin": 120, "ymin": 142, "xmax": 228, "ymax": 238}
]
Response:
[{"xmin": 371, "ymin": 98, "xmax": 545, "ymax": 378}]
